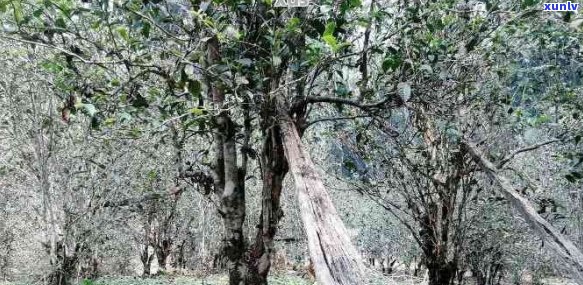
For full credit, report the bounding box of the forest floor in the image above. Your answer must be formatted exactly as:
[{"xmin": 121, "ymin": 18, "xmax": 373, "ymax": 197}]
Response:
[
  {"xmin": 89, "ymin": 274, "xmax": 312, "ymax": 285},
  {"xmin": 0, "ymin": 274, "xmax": 313, "ymax": 285},
  {"xmin": 0, "ymin": 273, "xmax": 576, "ymax": 285},
  {"xmin": 84, "ymin": 275, "xmax": 576, "ymax": 285},
  {"xmin": 0, "ymin": 273, "xmax": 425, "ymax": 285},
  {"xmin": 82, "ymin": 272, "xmax": 431, "ymax": 285}
]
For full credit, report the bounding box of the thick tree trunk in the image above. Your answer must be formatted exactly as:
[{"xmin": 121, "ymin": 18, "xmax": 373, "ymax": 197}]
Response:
[
  {"xmin": 221, "ymin": 159, "xmax": 247, "ymax": 285},
  {"xmin": 45, "ymin": 242, "xmax": 84, "ymax": 285},
  {"xmin": 217, "ymin": 107, "xmax": 246, "ymax": 284},
  {"xmin": 427, "ymin": 261, "xmax": 456, "ymax": 285},
  {"xmin": 279, "ymin": 113, "xmax": 365, "ymax": 285},
  {"xmin": 420, "ymin": 208, "xmax": 457, "ymax": 285},
  {"xmin": 463, "ymin": 141, "xmax": 583, "ymax": 284},
  {"xmin": 247, "ymin": 128, "xmax": 288, "ymax": 285},
  {"xmin": 207, "ymin": 36, "xmax": 247, "ymax": 285}
]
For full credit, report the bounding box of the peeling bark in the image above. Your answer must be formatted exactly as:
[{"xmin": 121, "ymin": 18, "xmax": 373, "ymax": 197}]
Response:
[
  {"xmin": 463, "ymin": 141, "xmax": 583, "ymax": 284},
  {"xmin": 279, "ymin": 113, "xmax": 365, "ymax": 285}
]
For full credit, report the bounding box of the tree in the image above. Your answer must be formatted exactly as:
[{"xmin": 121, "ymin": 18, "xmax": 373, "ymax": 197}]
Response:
[{"xmin": 0, "ymin": 0, "xmax": 379, "ymax": 283}]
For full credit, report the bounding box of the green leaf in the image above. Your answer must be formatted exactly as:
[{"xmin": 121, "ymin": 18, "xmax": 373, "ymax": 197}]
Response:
[
  {"xmin": 91, "ymin": 21, "xmax": 101, "ymax": 30},
  {"xmin": 33, "ymin": 8, "xmax": 43, "ymax": 17},
  {"xmin": 340, "ymin": 0, "xmax": 361, "ymax": 14},
  {"xmin": 90, "ymin": 116, "xmax": 101, "ymax": 129},
  {"xmin": 131, "ymin": 94, "xmax": 149, "ymax": 108},
  {"xmin": 40, "ymin": 61, "xmax": 63, "ymax": 73},
  {"xmin": 322, "ymin": 34, "xmax": 338, "ymax": 49},
  {"xmin": 104, "ymin": 117, "xmax": 116, "ymax": 127},
  {"xmin": 130, "ymin": 127, "xmax": 141, "ymax": 138},
  {"xmin": 141, "ymin": 21, "xmax": 151, "ymax": 38},
  {"xmin": 324, "ymin": 22, "xmax": 336, "ymax": 36},
  {"xmin": 343, "ymin": 159, "xmax": 356, "ymax": 171},
  {"xmin": 189, "ymin": 107, "xmax": 204, "ymax": 116},
  {"xmin": 116, "ymin": 26, "xmax": 129, "ymax": 42},
  {"xmin": 349, "ymin": 0, "xmax": 361, "ymax": 7},
  {"xmin": 110, "ymin": 78, "xmax": 121, "ymax": 86},
  {"xmin": 286, "ymin": 17, "xmax": 301, "ymax": 31},
  {"xmin": 12, "ymin": 1, "xmax": 23, "ymax": 23},
  {"xmin": 382, "ymin": 54, "xmax": 402, "ymax": 72},
  {"xmin": 0, "ymin": 0, "xmax": 7, "ymax": 13},
  {"xmin": 147, "ymin": 170, "xmax": 157, "ymax": 181},
  {"xmin": 289, "ymin": 17, "xmax": 300, "ymax": 26},
  {"xmin": 188, "ymin": 80, "xmax": 201, "ymax": 98},
  {"xmin": 535, "ymin": 114, "xmax": 551, "ymax": 125},
  {"xmin": 521, "ymin": 0, "xmax": 539, "ymax": 8},
  {"xmin": 55, "ymin": 17, "xmax": 66, "ymax": 29}
]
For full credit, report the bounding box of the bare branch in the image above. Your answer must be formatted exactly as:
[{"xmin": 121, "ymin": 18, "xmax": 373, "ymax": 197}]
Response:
[
  {"xmin": 305, "ymin": 93, "xmax": 402, "ymax": 110},
  {"xmin": 101, "ymin": 193, "xmax": 163, "ymax": 208},
  {"xmin": 497, "ymin": 138, "xmax": 560, "ymax": 168},
  {"xmin": 306, "ymin": 115, "xmax": 370, "ymax": 127}
]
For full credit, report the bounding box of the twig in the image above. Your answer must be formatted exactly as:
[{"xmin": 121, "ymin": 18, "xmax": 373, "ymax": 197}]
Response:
[
  {"xmin": 0, "ymin": 34, "xmax": 124, "ymax": 65},
  {"xmin": 124, "ymin": 8, "xmax": 189, "ymax": 42},
  {"xmin": 306, "ymin": 115, "xmax": 370, "ymax": 127},
  {"xmin": 305, "ymin": 93, "xmax": 401, "ymax": 110},
  {"xmin": 497, "ymin": 138, "xmax": 560, "ymax": 168}
]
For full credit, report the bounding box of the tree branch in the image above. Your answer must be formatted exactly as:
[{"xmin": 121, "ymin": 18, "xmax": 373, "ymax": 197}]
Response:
[
  {"xmin": 304, "ymin": 93, "xmax": 402, "ymax": 110},
  {"xmin": 0, "ymin": 34, "xmax": 122, "ymax": 66},
  {"xmin": 497, "ymin": 138, "xmax": 560, "ymax": 168},
  {"xmin": 101, "ymin": 193, "xmax": 163, "ymax": 208},
  {"xmin": 305, "ymin": 115, "xmax": 370, "ymax": 127}
]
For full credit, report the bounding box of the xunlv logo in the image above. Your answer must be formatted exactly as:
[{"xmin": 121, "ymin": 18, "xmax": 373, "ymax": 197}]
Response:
[
  {"xmin": 543, "ymin": 1, "xmax": 580, "ymax": 11},
  {"xmin": 274, "ymin": 0, "xmax": 309, "ymax": 7}
]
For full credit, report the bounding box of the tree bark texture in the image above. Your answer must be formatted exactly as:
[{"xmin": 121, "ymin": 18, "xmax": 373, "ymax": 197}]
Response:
[
  {"xmin": 207, "ymin": 36, "xmax": 247, "ymax": 285},
  {"xmin": 279, "ymin": 113, "xmax": 366, "ymax": 285},
  {"xmin": 246, "ymin": 127, "xmax": 289, "ymax": 285}
]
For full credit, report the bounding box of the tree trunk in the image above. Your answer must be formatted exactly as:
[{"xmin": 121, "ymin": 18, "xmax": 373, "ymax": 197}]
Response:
[
  {"xmin": 221, "ymin": 164, "xmax": 247, "ymax": 285},
  {"xmin": 474, "ymin": 270, "xmax": 486, "ymax": 285},
  {"xmin": 279, "ymin": 113, "xmax": 365, "ymax": 285},
  {"xmin": 173, "ymin": 240, "xmax": 186, "ymax": 269},
  {"xmin": 155, "ymin": 240, "xmax": 171, "ymax": 271},
  {"xmin": 420, "ymin": 209, "xmax": 456, "ymax": 285},
  {"xmin": 140, "ymin": 245, "xmax": 153, "ymax": 276},
  {"xmin": 45, "ymin": 242, "xmax": 82, "ymax": 285},
  {"xmin": 427, "ymin": 261, "xmax": 456, "ymax": 285},
  {"xmin": 207, "ymin": 36, "xmax": 247, "ymax": 285},
  {"xmin": 463, "ymin": 141, "xmax": 583, "ymax": 284},
  {"xmin": 247, "ymin": 127, "xmax": 288, "ymax": 285}
]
